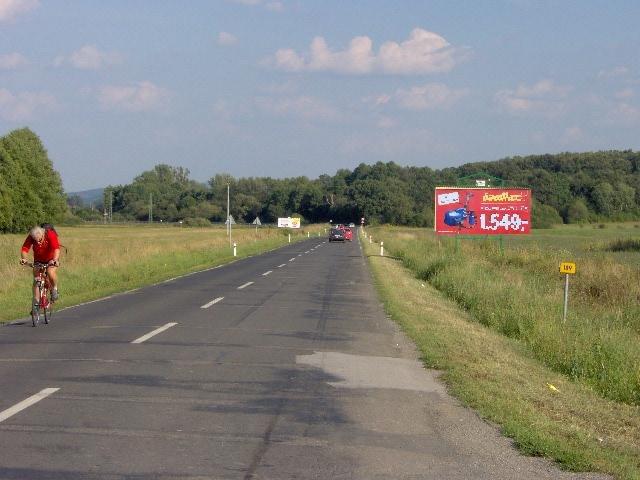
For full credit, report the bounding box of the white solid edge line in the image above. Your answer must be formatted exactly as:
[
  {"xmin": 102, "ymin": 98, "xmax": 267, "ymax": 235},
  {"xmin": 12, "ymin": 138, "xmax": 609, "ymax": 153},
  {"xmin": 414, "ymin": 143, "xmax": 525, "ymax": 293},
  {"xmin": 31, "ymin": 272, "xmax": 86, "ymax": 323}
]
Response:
[
  {"xmin": 237, "ymin": 281, "xmax": 254, "ymax": 290},
  {"xmin": 200, "ymin": 297, "xmax": 224, "ymax": 309},
  {"xmin": 262, "ymin": 271, "xmax": 272, "ymax": 276},
  {"xmin": 0, "ymin": 388, "xmax": 60, "ymax": 423},
  {"xmin": 131, "ymin": 322, "xmax": 178, "ymax": 344},
  {"xmin": 277, "ymin": 264, "xmax": 286, "ymax": 268}
]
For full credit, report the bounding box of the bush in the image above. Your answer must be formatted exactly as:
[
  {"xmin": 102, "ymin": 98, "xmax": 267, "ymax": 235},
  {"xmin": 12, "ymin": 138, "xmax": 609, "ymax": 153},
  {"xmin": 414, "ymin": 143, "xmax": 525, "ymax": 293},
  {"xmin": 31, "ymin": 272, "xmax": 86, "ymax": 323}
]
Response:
[{"xmin": 532, "ymin": 201, "xmax": 563, "ymax": 229}]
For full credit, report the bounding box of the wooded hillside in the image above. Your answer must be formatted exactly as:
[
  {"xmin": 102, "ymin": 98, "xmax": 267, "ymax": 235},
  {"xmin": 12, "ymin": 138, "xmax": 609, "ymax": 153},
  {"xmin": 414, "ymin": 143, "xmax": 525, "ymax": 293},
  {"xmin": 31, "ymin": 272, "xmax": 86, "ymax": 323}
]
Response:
[{"xmin": 89, "ymin": 151, "xmax": 640, "ymax": 227}]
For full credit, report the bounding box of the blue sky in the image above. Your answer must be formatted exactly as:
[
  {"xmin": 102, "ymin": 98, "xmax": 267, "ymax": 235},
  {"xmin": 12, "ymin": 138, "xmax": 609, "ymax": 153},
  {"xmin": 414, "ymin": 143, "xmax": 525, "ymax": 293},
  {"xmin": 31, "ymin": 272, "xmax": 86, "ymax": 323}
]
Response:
[{"xmin": 1, "ymin": 0, "xmax": 639, "ymax": 191}]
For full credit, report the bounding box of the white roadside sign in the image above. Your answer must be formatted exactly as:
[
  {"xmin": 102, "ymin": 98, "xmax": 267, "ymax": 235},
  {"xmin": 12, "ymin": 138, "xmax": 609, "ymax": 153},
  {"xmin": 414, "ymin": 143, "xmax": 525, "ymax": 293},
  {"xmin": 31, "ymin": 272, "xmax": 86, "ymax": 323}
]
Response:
[{"xmin": 278, "ymin": 217, "xmax": 301, "ymax": 228}]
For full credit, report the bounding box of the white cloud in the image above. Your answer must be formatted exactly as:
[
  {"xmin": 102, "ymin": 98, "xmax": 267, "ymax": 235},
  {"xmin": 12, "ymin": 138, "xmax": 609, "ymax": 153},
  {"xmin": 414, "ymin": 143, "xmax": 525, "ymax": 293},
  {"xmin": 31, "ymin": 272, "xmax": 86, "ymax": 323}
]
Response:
[
  {"xmin": 371, "ymin": 83, "xmax": 468, "ymax": 110},
  {"xmin": 259, "ymin": 80, "xmax": 298, "ymax": 95},
  {"xmin": 0, "ymin": 0, "xmax": 39, "ymax": 22},
  {"xmin": 255, "ymin": 95, "xmax": 340, "ymax": 121},
  {"xmin": 268, "ymin": 28, "xmax": 468, "ymax": 75},
  {"xmin": 217, "ymin": 32, "xmax": 238, "ymax": 46},
  {"xmin": 341, "ymin": 128, "xmax": 454, "ymax": 156},
  {"xmin": 597, "ymin": 66, "xmax": 629, "ymax": 79},
  {"xmin": 54, "ymin": 45, "xmax": 123, "ymax": 70},
  {"xmin": 98, "ymin": 81, "xmax": 169, "ymax": 112},
  {"xmin": 376, "ymin": 115, "xmax": 397, "ymax": 129},
  {"xmin": 265, "ymin": 2, "xmax": 283, "ymax": 11},
  {"xmin": 560, "ymin": 126, "xmax": 584, "ymax": 144},
  {"xmin": 606, "ymin": 102, "xmax": 640, "ymax": 126},
  {"xmin": 0, "ymin": 52, "xmax": 28, "ymax": 70},
  {"xmin": 0, "ymin": 88, "xmax": 56, "ymax": 121},
  {"xmin": 615, "ymin": 88, "xmax": 634, "ymax": 100},
  {"xmin": 228, "ymin": 0, "xmax": 284, "ymax": 10},
  {"xmin": 495, "ymin": 79, "xmax": 571, "ymax": 116}
]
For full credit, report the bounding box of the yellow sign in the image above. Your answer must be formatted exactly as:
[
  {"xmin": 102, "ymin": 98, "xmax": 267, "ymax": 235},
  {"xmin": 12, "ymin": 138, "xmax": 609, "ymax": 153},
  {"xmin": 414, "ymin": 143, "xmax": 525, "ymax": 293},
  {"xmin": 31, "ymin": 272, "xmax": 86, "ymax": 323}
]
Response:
[{"xmin": 559, "ymin": 262, "xmax": 577, "ymax": 274}]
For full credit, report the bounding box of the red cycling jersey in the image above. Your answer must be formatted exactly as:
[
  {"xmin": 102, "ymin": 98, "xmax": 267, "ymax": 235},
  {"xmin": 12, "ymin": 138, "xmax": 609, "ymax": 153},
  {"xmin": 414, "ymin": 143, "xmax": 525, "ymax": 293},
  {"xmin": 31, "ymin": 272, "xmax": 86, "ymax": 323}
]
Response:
[{"xmin": 21, "ymin": 230, "xmax": 60, "ymax": 263}]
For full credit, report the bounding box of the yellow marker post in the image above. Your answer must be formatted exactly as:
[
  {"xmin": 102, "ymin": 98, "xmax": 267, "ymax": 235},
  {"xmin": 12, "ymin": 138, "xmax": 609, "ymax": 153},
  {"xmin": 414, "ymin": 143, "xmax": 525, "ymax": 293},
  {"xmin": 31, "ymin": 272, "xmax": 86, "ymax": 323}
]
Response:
[{"xmin": 559, "ymin": 262, "xmax": 576, "ymax": 321}]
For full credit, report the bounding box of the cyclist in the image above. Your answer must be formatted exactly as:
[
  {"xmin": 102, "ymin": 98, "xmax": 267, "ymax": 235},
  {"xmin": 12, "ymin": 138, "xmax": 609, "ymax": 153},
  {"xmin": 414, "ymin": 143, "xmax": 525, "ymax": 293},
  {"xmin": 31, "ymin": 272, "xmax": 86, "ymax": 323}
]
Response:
[{"xmin": 20, "ymin": 225, "xmax": 60, "ymax": 303}]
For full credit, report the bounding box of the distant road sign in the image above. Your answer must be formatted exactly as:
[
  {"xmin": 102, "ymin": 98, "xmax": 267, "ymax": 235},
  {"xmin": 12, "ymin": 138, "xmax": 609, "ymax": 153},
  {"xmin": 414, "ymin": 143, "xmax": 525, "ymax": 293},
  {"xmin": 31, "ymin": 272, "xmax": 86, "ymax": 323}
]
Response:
[{"xmin": 560, "ymin": 262, "xmax": 577, "ymax": 274}]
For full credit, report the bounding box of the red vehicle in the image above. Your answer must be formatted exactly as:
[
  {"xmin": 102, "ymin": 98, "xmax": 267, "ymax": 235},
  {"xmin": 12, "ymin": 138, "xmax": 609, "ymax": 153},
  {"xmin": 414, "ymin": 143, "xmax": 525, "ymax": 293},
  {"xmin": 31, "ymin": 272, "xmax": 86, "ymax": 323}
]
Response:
[{"xmin": 344, "ymin": 228, "xmax": 353, "ymax": 241}]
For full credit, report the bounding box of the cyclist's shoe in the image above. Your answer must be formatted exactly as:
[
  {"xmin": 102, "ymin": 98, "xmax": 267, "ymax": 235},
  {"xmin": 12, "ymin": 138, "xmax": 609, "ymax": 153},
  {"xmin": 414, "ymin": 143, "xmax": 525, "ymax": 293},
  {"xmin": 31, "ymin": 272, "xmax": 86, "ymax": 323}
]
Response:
[{"xmin": 51, "ymin": 289, "xmax": 59, "ymax": 302}]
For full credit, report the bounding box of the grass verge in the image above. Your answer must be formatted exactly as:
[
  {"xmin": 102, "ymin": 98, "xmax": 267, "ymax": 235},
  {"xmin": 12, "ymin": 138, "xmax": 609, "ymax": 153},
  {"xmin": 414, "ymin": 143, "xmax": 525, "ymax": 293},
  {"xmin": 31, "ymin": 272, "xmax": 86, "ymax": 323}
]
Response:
[
  {"xmin": 362, "ymin": 232, "xmax": 640, "ymax": 480},
  {"xmin": 0, "ymin": 224, "xmax": 323, "ymax": 324}
]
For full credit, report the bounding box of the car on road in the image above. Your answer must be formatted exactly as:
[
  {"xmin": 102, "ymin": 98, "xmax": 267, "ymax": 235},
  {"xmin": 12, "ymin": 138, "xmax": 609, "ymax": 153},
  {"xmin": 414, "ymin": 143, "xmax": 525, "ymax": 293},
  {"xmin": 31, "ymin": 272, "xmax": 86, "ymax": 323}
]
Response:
[
  {"xmin": 344, "ymin": 228, "xmax": 353, "ymax": 241},
  {"xmin": 329, "ymin": 228, "xmax": 345, "ymax": 242},
  {"xmin": 349, "ymin": 223, "xmax": 355, "ymax": 228}
]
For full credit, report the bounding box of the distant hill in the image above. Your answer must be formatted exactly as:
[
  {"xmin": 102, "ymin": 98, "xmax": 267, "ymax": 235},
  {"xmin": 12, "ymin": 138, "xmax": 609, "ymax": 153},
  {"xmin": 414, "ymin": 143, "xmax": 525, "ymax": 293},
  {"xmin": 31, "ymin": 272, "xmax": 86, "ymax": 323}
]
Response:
[{"xmin": 67, "ymin": 188, "xmax": 104, "ymax": 206}]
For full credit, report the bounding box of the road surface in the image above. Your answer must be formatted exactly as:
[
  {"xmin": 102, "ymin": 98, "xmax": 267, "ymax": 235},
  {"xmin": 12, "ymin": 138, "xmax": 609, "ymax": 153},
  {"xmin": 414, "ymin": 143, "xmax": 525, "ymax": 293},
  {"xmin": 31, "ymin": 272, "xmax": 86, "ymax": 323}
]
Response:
[{"xmin": 0, "ymin": 237, "xmax": 608, "ymax": 479}]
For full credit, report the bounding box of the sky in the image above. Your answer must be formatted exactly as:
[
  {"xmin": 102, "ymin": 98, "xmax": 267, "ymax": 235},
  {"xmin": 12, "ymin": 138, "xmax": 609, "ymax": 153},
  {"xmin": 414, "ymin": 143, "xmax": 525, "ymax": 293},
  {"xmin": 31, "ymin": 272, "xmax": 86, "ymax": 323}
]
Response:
[{"xmin": 0, "ymin": 0, "xmax": 639, "ymax": 192}]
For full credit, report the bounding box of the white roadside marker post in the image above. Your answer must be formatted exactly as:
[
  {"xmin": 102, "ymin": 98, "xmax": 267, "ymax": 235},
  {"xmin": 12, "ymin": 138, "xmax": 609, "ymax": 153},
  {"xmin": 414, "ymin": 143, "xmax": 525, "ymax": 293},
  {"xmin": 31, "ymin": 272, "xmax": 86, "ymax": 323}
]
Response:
[
  {"xmin": 369, "ymin": 236, "xmax": 372, "ymax": 244},
  {"xmin": 559, "ymin": 262, "xmax": 577, "ymax": 322},
  {"xmin": 380, "ymin": 241, "xmax": 384, "ymax": 256},
  {"xmin": 233, "ymin": 242, "xmax": 237, "ymax": 257},
  {"xmin": 288, "ymin": 233, "xmax": 291, "ymax": 243},
  {"xmin": 307, "ymin": 232, "xmax": 310, "ymax": 238}
]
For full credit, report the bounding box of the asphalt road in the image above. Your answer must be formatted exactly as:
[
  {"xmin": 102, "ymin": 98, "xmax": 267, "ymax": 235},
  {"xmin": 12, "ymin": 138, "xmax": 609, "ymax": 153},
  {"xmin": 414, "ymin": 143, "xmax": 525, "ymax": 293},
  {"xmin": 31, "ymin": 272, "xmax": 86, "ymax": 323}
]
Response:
[{"xmin": 0, "ymin": 236, "xmax": 609, "ymax": 480}]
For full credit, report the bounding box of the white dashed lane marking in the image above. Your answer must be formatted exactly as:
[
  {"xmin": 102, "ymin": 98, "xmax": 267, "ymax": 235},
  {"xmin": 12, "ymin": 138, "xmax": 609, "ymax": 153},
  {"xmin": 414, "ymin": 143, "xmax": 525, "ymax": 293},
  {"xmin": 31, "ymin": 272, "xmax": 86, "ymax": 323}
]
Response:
[
  {"xmin": 238, "ymin": 282, "xmax": 254, "ymax": 290},
  {"xmin": 0, "ymin": 388, "xmax": 60, "ymax": 423},
  {"xmin": 201, "ymin": 297, "xmax": 224, "ymax": 309},
  {"xmin": 131, "ymin": 323, "xmax": 178, "ymax": 344},
  {"xmin": 277, "ymin": 264, "xmax": 286, "ymax": 268},
  {"xmin": 262, "ymin": 271, "xmax": 272, "ymax": 276}
]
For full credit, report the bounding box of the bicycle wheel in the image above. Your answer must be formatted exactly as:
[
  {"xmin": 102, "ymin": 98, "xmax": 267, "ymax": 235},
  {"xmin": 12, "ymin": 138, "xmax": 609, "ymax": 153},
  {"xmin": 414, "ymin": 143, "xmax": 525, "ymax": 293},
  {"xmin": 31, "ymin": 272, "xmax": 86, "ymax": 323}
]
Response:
[
  {"xmin": 43, "ymin": 297, "xmax": 52, "ymax": 324},
  {"xmin": 31, "ymin": 305, "xmax": 40, "ymax": 327}
]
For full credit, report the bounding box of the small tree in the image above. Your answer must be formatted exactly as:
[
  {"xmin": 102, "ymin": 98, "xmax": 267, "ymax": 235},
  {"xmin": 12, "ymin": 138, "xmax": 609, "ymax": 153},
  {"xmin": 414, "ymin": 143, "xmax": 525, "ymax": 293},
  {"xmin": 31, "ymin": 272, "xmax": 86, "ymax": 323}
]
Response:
[
  {"xmin": 532, "ymin": 201, "xmax": 563, "ymax": 229},
  {"xmin": 565, "ymin": 198, "xmax": 590, "ymax": 223}
]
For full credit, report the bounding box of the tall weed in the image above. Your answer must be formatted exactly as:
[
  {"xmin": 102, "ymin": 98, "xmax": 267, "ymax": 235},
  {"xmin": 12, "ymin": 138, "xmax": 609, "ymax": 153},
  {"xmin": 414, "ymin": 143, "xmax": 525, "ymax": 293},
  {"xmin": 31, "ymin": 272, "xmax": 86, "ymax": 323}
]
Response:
[{"xmin": 373, "ymin": 227, "xmax": 640, "ymax": 405}]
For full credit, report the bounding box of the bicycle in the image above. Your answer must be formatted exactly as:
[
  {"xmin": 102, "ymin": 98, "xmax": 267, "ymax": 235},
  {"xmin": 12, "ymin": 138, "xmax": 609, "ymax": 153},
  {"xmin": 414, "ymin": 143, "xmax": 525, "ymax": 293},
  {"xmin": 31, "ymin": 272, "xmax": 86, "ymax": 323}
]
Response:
[{"xmin": 24, "ymin": 262, "xmax": 55, "ymax": 327}]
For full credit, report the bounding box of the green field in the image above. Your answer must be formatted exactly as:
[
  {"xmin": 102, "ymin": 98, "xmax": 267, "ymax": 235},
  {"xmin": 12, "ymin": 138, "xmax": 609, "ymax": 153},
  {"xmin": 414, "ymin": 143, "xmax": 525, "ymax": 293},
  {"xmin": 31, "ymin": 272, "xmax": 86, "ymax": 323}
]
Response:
[
  {"xmin": 363, "ymin": 224, "xmax": 640, "ymax": 479},
  {"xmin": 0, "ymin": 224, "xmax": 323, "ymax": 324}
]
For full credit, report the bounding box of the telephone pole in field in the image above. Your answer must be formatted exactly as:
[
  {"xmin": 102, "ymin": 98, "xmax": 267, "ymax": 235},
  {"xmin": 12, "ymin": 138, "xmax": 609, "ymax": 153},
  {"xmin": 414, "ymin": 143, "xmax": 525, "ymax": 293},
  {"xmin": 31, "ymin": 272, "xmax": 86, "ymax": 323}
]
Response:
[{"xmin": 227, "ymin": 183, "xmax": 232, "ymax": 247}]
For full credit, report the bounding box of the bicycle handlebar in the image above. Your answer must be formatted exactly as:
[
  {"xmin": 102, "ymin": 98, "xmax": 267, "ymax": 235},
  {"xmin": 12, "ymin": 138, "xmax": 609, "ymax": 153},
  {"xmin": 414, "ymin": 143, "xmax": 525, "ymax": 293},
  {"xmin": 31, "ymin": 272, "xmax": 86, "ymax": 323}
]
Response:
[{"xmin": 22, "ymin": 261, "xmax": 59, "ymax": 269}]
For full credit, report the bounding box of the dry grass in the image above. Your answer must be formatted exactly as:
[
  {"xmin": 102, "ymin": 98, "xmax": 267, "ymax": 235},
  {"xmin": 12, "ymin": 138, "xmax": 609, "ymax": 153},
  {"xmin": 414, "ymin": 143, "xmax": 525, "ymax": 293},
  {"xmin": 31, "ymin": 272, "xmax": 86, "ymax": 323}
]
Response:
[{"xmin": 0, "ymin": 224, "xmax": 322, "ymax": 323}]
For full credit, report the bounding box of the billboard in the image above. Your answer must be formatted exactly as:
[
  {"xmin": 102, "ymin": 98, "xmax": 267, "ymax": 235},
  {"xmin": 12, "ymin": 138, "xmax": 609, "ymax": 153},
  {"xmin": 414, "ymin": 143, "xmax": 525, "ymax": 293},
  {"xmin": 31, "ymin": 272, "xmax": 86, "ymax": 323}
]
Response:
[
  {"xmin": 435, "ymin": 187, "xmax": 531, "ymax": 235},
  {"xmin": 277, "ymin": 217, "xmax": 301, "ymax": 228}
]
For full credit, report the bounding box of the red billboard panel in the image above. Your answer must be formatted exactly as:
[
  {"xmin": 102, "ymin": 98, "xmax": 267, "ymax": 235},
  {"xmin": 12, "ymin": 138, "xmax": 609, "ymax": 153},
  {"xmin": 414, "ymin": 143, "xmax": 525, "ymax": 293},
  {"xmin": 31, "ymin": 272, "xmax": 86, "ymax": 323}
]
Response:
[{"xmin": 435, "ymin": 187, "xmax": 531, "ymax": 235}]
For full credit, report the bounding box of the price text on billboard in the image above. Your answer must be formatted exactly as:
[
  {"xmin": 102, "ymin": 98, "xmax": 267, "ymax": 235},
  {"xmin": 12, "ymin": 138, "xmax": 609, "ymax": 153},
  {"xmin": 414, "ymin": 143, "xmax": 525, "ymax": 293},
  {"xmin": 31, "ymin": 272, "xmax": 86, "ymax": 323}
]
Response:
[{"xmin": 434, "ymin": 187, "xmax": 532, "ymax": 235}]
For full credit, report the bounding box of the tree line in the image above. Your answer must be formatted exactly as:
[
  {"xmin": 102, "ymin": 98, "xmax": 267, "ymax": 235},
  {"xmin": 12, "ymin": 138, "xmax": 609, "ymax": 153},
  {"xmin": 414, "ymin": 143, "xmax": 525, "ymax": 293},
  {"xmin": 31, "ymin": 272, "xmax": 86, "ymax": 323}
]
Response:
[
  {"xmin": 77, "ymin": 150, "xmax": 640, "ymax": 228},
  {"xmin": 2, "ymin": 128, "xmax": 640, "ymax": 233}
]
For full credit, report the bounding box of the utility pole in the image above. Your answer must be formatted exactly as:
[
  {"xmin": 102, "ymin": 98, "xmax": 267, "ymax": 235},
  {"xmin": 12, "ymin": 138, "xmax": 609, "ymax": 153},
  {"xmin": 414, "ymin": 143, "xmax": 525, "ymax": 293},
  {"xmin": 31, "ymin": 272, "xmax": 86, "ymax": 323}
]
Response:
[
  {"xmin": 109, "ymin": 190, "xmax": 113, "ymax": 223},
  {"xmin": 149, "ymin": 193, "xmax": 153, "ymax": 223},
  {"xmin": 227, "ymin": 183, "xmax": 231, "ymax": 247}
]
